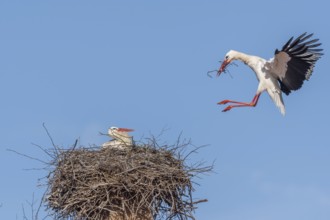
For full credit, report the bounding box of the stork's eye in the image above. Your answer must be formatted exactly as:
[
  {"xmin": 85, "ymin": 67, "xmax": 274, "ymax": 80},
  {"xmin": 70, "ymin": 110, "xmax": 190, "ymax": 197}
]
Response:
[{"xmin": 225, "ymin": 55, "xmax": 229, "ymax": 60}]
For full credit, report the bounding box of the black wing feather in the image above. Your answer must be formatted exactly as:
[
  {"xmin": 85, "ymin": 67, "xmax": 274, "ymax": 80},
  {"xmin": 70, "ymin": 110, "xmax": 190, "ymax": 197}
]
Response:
[
  {"xmin": 286, "ymin": 32, "xmax": 307, "ymax": 50},
  {"xmin": 279, "ymin": 37, "xmax": 293, "ymax": 52},
  {"xmin": 300, "ymin": 33, "xmax": 313, "ymax": 42},
  {"xmin": 275, "ymin": 33, "xmax": 323, "ymax": 95}
]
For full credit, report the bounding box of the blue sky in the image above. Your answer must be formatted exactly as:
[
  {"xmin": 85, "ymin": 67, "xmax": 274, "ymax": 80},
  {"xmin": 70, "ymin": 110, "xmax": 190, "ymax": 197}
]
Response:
[{"xmin": 1, "ymin": 1, "xmax": 330, "ymax": 219}]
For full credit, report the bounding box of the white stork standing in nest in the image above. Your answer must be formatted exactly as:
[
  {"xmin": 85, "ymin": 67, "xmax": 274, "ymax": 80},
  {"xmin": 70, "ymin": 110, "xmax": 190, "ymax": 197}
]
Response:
[
  {"xmin": 102, "ymin": 126, "xmax": 134, "ymax": 150},
  {"xmin": 216, "ymin": 32, "xmax": 323, "ymax": 115}
]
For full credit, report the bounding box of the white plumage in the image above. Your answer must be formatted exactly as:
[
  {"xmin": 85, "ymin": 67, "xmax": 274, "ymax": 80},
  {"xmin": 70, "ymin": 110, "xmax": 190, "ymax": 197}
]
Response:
[
  {"xmin": 102, "ymin": 126, "xmax": 134, "ymax": 150},
  {"xmin": 217, "ymin": 32, "xmax": 323, "ymax": 115}
]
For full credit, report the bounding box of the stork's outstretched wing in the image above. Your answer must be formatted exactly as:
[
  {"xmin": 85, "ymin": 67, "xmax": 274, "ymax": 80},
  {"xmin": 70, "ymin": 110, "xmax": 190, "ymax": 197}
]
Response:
[{"xmin": 267, "ymin": 32, "xmax": 323, "ymax": 95}]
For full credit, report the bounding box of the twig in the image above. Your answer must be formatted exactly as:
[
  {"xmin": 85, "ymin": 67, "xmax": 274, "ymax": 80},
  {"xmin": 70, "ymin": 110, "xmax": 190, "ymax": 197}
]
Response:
[
  {"xmin": 42, "ymin": 123, "xmax": 60, "ymax": 158},
  {"xmin": 207, "ymin": 60, "xmax": 238, "ymax": 78},
  {"xmin": 7, "ymin": 149, "xmax": 48, "ymax": 165}
]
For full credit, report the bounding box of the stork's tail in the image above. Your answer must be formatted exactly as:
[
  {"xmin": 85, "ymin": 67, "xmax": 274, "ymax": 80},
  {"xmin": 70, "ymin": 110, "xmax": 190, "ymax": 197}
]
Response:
[{"xmin": 268, "ymin": 88, "xmax": 286, "ymax": 116}]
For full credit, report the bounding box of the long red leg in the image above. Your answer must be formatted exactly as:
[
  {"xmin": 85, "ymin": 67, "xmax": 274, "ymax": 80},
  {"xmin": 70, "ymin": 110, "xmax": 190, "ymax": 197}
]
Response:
[{"xmin": 218, "ymin": 94, "xmax": 261, "ymax": 112}]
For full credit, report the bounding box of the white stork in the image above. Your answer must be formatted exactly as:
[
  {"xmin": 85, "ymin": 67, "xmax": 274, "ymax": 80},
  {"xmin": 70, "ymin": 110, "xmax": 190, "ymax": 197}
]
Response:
[
  {"xmin": 217, "ymin": 32, "xmax": 323, "ymax": 115},
  {"xmin": 102, "ymin": 126, "xmax": 134, "ymax": 150}
]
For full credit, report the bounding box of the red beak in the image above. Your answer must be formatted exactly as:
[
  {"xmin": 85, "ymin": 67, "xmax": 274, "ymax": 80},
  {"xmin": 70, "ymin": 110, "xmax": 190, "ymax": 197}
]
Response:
[
  {"xmin": 217, "ymin": 59, "xmax": 230, "ymax": 76},
  {"xmin": 118, "ymin": 128, "xmax": 134, "ymax": 132}
]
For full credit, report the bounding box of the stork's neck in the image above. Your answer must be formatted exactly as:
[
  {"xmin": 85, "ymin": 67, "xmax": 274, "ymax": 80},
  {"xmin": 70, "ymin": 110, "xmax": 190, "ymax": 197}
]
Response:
[
  {"xmin": 114, "ymin": 134, "xmax": 133, "ymax": 146},
  {"xmin": 232, "ymin": 50, "xmax": 253, "ymax": 65}
]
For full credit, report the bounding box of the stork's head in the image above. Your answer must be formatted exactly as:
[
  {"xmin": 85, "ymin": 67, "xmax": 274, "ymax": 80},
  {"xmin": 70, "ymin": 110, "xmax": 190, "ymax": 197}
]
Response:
[
  {"xmin": 108, "ymin": 126, "xmax": 134, "ymax": 140},
  {"xmin": 217, "ymin": 50, "xmax": 236, "ymax": 76}
]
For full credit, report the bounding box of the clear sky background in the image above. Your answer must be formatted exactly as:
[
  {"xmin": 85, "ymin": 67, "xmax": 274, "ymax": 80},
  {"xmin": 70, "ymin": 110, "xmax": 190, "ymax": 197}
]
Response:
[{"xmin": 1, "ymin": 1, "xmax": 330, "ymax": 219}]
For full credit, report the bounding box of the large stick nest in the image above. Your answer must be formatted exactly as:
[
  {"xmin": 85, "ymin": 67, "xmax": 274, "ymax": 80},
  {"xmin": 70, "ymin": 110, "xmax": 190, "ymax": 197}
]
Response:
[{"xmin": 46, "ymin": 136, "xmax": 212, "ymax": 220}]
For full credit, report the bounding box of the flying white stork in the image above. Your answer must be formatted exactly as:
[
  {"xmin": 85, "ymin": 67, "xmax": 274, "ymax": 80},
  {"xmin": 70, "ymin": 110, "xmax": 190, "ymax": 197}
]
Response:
[
  {"xmin": 217, "ymin": 32, "xmax": 323, "ymax": 115},
  {"xmin": 102, "ymin": 126, "xmax": 134, "ymax": 150}
]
